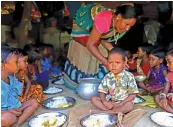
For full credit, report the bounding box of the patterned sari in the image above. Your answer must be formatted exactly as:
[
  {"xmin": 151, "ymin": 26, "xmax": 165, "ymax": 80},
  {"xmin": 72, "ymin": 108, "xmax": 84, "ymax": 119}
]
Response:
[
  {"xmin": 18, "ymin": 69, "xmax": 47, "ymax": 105},
  {"xmin": 64, "ymin": 4, "xmax": 127, "ymax": 90}
]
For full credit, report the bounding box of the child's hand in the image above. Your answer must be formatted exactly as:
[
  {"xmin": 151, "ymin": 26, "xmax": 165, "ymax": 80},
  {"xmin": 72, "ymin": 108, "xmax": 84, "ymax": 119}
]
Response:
[
  {"xmin": 146, "ymin": 85, "xmax": 152, "ymax": 92},
  {"xmin": 9, "ymin": 109, "xmax": 22, "ymax": 116},
  {"xmin": 103, "ymin": 101, "xmax": 114, "ymax": 109},
  {"xmin": 159, "ymin": 98, "xmax": 167, "ymax": 108}
]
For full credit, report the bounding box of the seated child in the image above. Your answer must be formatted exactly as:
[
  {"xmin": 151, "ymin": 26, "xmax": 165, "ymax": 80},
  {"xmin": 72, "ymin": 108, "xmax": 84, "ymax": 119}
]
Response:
[
  {"xmin": 16, "ymin": 49, "xmax": 47, "ymax": 105},
  {"xmin": 91, "ymin": 48, "xmax": 139, "ymax": 114},
  {"xmin": 126, "ymin": 50, "xmax": 138, "ymax": 76},
  {"xmin": 38, "ymin": 44, "xmax": 62, "ymax": 77},
  {"xmin": 1, "ymin": 45, "xmax": 38, "ymax": 127},
  {"xmin": 136, "ymin": 44, "xmax": 153, "ymax": 76},
  {"xmin": 142, "ymin": 48, "xmax": 168, "ymax": 94},
  {"xmin": 27, "ymin": 50, "xmax": 50, "ymax": 90},
  {"xmin": 155, "ymin": 48, "xmax": 173, "ymax": 113}
]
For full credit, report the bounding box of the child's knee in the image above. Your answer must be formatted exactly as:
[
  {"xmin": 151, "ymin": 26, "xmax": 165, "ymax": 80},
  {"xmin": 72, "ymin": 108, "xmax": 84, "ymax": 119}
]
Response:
[
  {"xmin": 91, "ymin": 96, "xmax": 98, "ymax": 104},
  {"xmin": 1, "ymin": 112, "xmax": 17, "ymax": 126},
  {"xmin": 30, "ymin": 99, "xmax": 39, "ymax": 108},
  {"xmin": 126, "ymin": 102, "xmax": 134, "ymax": 111}
]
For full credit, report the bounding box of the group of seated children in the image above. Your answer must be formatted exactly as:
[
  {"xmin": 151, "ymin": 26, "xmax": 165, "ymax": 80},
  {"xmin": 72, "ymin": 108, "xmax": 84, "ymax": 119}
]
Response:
[
  {"xmin": 91, "ymin": 44, "xmax": 173, "ymax": 114},
  {"xmin": 1, "ymin": 43, "xmax": 62, "ymax": 126}
]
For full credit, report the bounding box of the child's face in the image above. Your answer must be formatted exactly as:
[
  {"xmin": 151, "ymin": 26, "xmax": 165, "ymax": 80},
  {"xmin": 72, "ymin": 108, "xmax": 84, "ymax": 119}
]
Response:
[
  {"xmin": 165, "ymin": 54, "xmax": 173, "ymax": 71},
  {"xmin": 18, "ymin": 56, "xmax": 28, "ymax": 71},
  {"xmin": 43, "ymin": 48, "xmax": 48, "ymax": 56},
  {"xmin": 149, "ymin": 54, "xmax": 162, "ymax": 68},
  {"xmin": 4, "ymin": 54, "xmax": 19, "ymax": 73},
  {"xmin": 47, "ymin": 47, "xmax": 53, "ymax": 55},
  {"xmin": 108, "ymin": 53, "xmax": 125, "ymax": 75},
  {"xmin": 137, "ymin": 48, "xmax": 145, "ymax": 59}
]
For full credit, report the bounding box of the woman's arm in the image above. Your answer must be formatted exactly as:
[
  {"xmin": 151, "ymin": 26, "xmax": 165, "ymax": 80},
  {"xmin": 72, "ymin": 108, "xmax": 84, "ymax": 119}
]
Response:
[
  {"xmin": 86, "ymin": 26, "xmax": 108, "ymax": 65},
  {"xmin": 100, "ymin": 40, "xmax": 114, "ymax": 51}
]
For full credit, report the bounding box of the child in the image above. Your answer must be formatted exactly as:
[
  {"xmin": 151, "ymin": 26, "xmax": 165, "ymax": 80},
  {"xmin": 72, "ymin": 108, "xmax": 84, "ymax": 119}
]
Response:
[
  {"xmin": 91, "ymin": 48, "xmax": 139, "ymax": 114},
  {"xmin": 136, "ymin": 44, "xmax": 153, "ymax": 76},
  {"xmin": 38, "ymin": 44, "xmax": 62, "ymax": 76},
  {"xmin": 126, "ymin": 50, "xmax": 138, "ymax": 76},
  {"xmin": 155, "ymin": 48, "xmax": 173, "ymax": 113},
  {"xmin": 1, "ymin": 45, "xmax": 38, "ymax": 127},
  {"xmin": 140, "ymin": 48, "xmax": 169, "ymax": 94},
  {"xmin": 16, "ymin": 49, "xmax": 47, "ymax": 104},
  {"xmin": 27, "ymin": 50, "xmax": 49, "ymax": 90}
]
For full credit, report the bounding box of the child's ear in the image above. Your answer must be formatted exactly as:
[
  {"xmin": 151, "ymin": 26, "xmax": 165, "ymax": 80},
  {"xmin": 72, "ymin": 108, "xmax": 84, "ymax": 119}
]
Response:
[
  {"xmin": 1, "ymin": 63, "xmax": 6, "ymax": 70},
  {"xmin": 159, "ymin": 58, "xmax": 163, "ymax": 64}
]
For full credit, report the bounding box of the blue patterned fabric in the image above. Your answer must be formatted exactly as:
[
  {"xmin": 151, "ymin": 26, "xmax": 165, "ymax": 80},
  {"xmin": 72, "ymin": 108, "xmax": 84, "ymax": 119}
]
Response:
[{"xmin": 64, "ymin": 59, "xmax": 108, "ymax": 85}]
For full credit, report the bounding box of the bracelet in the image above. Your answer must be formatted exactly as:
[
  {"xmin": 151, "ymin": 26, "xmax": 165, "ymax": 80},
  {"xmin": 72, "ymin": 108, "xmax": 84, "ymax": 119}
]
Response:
[{"xmin": 160, "ymin": 93, "xmax": 166, "ymax": 99}]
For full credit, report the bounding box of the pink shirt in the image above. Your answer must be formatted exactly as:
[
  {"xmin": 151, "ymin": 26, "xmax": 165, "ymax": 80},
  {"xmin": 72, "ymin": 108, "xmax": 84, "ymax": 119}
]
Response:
[{"xmin": 94, "ymin": 10, "xmax": 113, "ymax": 34}]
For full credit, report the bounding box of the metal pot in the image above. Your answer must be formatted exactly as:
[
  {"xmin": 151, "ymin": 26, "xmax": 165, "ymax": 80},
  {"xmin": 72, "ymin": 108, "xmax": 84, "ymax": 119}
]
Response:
[{"xmin": 77, "ymin": 78, "xmax": 101, "ymax": 100}]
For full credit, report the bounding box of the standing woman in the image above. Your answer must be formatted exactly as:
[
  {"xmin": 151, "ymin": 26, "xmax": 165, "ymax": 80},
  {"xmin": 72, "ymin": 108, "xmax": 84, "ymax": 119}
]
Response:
[{"xmin": 64, "ymin": 3, "xmax": 137, "ymax": 90}]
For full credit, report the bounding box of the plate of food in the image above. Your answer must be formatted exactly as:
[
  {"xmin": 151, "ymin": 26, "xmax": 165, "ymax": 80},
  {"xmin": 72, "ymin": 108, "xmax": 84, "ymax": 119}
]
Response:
[
  {"xmin": 52, "ymin": 79, "xmax": 64, "ymax": 85},
  {"xmin": 80, "ymin": 113, "xmax": 117, "ymax": 127},
  {"xmin": 133, "ymin": 96, "xmax": 146, "ymax": 104},
  {"xmin": 135, "ymin": 75, "xmax": 146, "ymax": 82},
  {"xmin": 28, "ymin": 112, "xmax": 67, "ymax": 127},
  {"xmin": 43, "ymin": 86, "xmax": 63, "ymax": 95},
  {"xmin": 150, "ymin": 112, "xmax": 173, "ymax": 127},
  {"xmin": 43, "ymin": 96, "xmax": 76, "ymax": 110}
]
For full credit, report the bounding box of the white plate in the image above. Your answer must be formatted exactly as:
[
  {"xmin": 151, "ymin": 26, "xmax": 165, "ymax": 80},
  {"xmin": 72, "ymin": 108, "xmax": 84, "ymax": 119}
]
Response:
[
  {"xmin": 150, "ymin": 112, "xmax": 173, "ymax": 127},
  {"xmin": 81, "ymin": 113, "xmax": 117, "ymax": 127},
  {"xmin": 54, "ymin": 79, "xmax": 64, "ymax": 85},
  {"xmin": 43, "ymin": 87, "xmax": 63, "ymax": 94},
  {"xmin": 28, "ymin": 112, "xmax": 67, "ymax": 127}
]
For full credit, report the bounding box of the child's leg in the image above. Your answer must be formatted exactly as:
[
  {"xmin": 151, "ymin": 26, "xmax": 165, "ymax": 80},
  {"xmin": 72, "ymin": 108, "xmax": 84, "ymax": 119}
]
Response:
[
  {"xmin": 155, "ymin": 95, "xmax": 173, "ymax": 113},
  {"xmin": 91, "ymin": 101, "xmax": 134, "ymax": 115},
  {"xmin": 15, "ymin": 99, "xmax": 38, "ymax": 127},
  {"xmin": 91, "ymin": 96, "xmax": 109, "ymax": 111},
  {"xmin": 1, "ymin": 111, "xmax": 18, "ymax": 126}
]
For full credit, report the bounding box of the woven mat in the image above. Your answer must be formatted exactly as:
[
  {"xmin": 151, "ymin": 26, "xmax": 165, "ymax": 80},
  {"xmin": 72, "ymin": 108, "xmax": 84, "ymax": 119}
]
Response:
[{"xmin": 67, "ymin": 102, "xmax": 148, "ymax": 127}]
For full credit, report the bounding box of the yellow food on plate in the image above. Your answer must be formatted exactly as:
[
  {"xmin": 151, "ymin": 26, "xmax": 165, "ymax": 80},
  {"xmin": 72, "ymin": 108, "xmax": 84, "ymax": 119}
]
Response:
[
  {"xmin": 57, "ymin": 103, "xmax": 72, "ymax": 108},
  {"xmin": 42, "ymin": 117, "xmax": 58, "ymax": 127}
]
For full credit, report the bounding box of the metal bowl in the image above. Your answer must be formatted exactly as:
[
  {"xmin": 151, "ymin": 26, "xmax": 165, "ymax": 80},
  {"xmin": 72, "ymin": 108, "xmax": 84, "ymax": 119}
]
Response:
[
  {"xmin": 28, "ymin": 112, "xmax": 67, "ymax": 127},
  {"xmin": 135, "ymin": 75, "xmax": 146, "ymax": 82},
  {"xmin": 150, "ymin": 112, "xmax": 173, "ymax": 127},
  {"xmin": 43, "ymin": 86, "xmax": 63, "ymax": 95},
  {"xmin": 42, "ymin": 96, "xmax": 76, "ymax": 110},
  {"xmin": 77, "ymin": 78, "xmax": 102, "ymax": 100},
  {"xmin": 80, "ymin": 113, "xmax": 117, "ymax": 127}
]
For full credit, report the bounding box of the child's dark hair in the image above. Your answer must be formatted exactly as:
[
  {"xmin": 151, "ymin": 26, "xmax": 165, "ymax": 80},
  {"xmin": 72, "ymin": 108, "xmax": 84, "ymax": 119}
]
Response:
[
  {"xmin": 17, "ymin": 48, "xmax": 28, "ymax": 57},
  {"xmin": 108, "ymin": 47, "xmax": 126, "ymax": 61},
  {"xmin": 27, "ymin": 50, "xmax": 42, "ymax": 64},
  {"xmin": 23, "ymin": 43, "xmax": 36, "ymax": 53},
  {"xmin": 150, "ymin": 48, "xmax": 165, "ymax": 59},
  {"xmin": 1, "ymin": 45, "xmax": 18, "ymax": 63},
  {"xmin": 139, "ymin": 43, "xmax": 153, "ymax": 55},
  {"xmin": 166, "ymin": 43, "xmax": 173, "ymax": 56},
  {"xmin": 37, "ymin": 43, "xmax": 47, "ymax": 53},
  {"xmin": 46, "ymin": 43, "xmax": 54, "ymax": 48},
  {"xmin": 115, "ymin": 5, "xmax": 137, "ymax": 19}
]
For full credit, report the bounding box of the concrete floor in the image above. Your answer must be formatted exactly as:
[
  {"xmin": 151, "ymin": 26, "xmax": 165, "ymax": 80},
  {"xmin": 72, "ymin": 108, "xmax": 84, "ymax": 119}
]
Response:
[{"xmin": 21, "ymin": 81, "xmax": 161, "ymax": 127}]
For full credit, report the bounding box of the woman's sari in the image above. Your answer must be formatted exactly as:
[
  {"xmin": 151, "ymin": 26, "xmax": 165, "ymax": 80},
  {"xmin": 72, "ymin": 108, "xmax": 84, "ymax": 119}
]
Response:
[{"xmin": 64, "ymin": 4, "xmax": 127, "ymax": 90}]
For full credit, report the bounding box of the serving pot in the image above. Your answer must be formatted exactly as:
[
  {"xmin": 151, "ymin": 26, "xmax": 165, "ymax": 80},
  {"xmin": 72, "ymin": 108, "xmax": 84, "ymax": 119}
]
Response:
[{"xmin": 77, "ymin": 78, "xmax": 102, "ymax": 100}]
